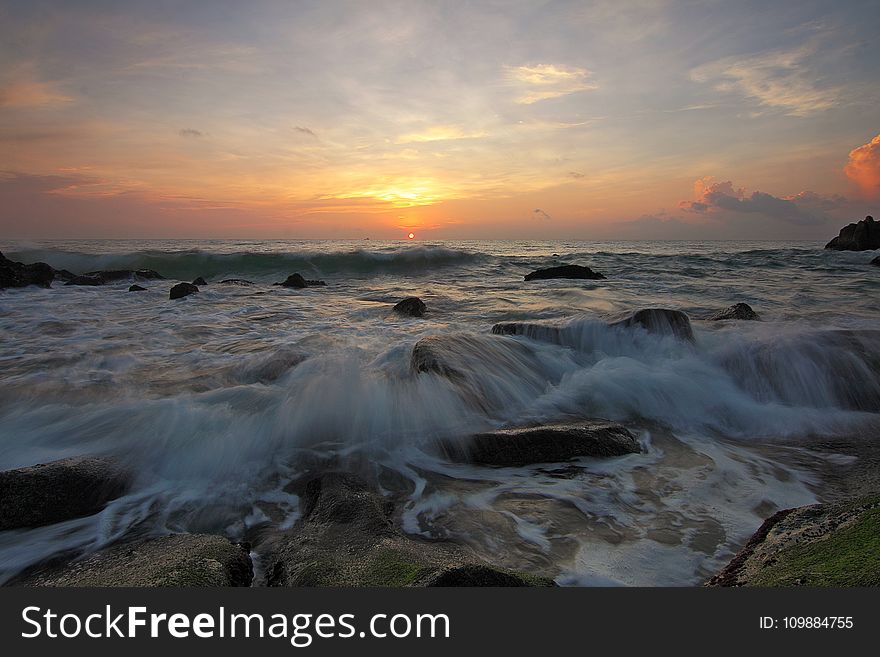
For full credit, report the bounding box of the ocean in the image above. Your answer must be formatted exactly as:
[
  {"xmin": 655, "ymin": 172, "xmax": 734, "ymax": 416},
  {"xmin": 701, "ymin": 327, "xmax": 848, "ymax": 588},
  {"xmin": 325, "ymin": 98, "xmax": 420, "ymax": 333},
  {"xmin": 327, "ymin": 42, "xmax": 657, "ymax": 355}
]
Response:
[{"xmin": 1, "ymin": 239, "xmax": 878, "ymax": 585}]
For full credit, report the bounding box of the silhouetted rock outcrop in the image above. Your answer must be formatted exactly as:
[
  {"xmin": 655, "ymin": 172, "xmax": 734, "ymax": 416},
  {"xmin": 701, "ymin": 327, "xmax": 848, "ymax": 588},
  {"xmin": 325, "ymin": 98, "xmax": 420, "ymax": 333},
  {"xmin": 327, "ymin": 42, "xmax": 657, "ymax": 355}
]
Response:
[
  {"xmin": 0, "ymin": 456, "xmax": 130, "ymax": 531},
  {"xmin": 524, "ymin": 264, "xmax": 605, "ymax": 281},
  {"xmin": 169, "ymin": 282, "xmax": 199, "ymax": 299},
  {"xmin": 128, "ymin": 284, "xmax": 147, "ymax": 292},
  {"xmin": 825, "ymin": 216, "xmax": 880, "ymax": 251},
  {"xmin": 0, "ymin": 251, "xmax": 55, "ymax": 289},
  {"xmin": 871, "ymin": 255, "xmax": 880, "ymax": 266},
  {"xmin": 393, "ymin": 296, "xmax": 426, "ymax": 317},
  {"xmin": 192, "ymin": 276, "xmax": 207, "ymax": 286},
  {"xmin": 275, "ymin": 273, "xmax": 326, "ymax": 288},
  {"xmin": 708, "ymin": 303, "xmax": 760, "ymax": 321}
]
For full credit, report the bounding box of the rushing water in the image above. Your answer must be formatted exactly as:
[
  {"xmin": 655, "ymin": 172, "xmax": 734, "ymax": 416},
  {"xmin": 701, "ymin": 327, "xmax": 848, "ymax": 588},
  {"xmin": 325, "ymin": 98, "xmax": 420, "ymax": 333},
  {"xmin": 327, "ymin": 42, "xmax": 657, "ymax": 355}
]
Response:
[{"xmin": 1, "ymin": 239, "xmax": 878, "ymax": 585}]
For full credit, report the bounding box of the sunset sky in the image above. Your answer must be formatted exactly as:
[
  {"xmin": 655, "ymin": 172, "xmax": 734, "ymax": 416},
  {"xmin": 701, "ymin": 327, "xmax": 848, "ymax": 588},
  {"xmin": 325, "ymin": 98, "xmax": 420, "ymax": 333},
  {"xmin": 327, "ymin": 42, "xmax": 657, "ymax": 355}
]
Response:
[{"xmin": 1, "ymin": 0, "xmax": 879, "ymax": 240}]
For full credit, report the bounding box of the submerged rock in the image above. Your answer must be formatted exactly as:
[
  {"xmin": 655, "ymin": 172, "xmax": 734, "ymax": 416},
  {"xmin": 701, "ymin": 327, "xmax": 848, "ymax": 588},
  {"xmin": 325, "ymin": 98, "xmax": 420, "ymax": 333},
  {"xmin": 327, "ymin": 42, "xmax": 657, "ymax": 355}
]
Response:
[
  {"xmin": 707, "ymin": 496, "xmax": 880, "ymax": 587},
  {"xmin": 265, "ymin": 472, "xmax": 555, "ymax": 587},
  {"xmin": 524, "ymin": 264, "xmax": 605, "ymax": 281},
  {"xmin": 442, "ymin": 421, "xmax": 640, "ymax": 467},
  {"xmin": 609, "ymin": 308, "xmax": 694, "ymax": 342},
  {"xmin": 707, "ymin": 303, "xmax": 760, "ymax": 321},
  {"xmin": 17, "ymin": 534, "xmax": 253, "ymax": 587},
  {"xmin": 128, "ymin": 284, "xmax": 147, "ymax": 292},
  {"xmin": 825, "ymin": 216, "xmax": 880, "ymax": 251},
  {"xmin": 0, "ymin": 251, "xmax": 55, "ymax": 289},
  {"xmin": 871, "ymin": 256, "xmax": 880, "ymax": 266},
  {"xmin": 66, "ymin": 269, "xmax": 165, "ymax": 286},
  {"xmin": 276, "ymin": 273, "xmax": 326, "ymax": 288},
  {"xmin": 192, "ymin": 276, "xmax": 207, "ymax": 286},
  {"xmin": 393, "ymin": 296, "xmax": 426, "ymax": 317},
  {"xmin": 0, "ymin": 457, "xmax": 130, "ymax": 531},
  {"xmin": 169, "ymin": 282, "xmax": 199, "ymax": 299},
  {"xmin": 218, "ymin": 278, "xmax": 254, "ymax": 286}
]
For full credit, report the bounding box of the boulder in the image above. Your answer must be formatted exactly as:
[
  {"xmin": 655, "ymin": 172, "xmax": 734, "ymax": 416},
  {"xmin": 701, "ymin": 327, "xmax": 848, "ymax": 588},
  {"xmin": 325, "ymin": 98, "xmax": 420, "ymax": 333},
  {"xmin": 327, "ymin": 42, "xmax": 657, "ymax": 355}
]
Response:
[
  {"xmin": 275, "ymin": 273, "xmax": 326, "ymax": 288},
  {"xmin": 218, "ymin": 279, "xmax": 254, "ymax": 286},
  {"xmin": 825, "ymin": 216, "xmax": 880, "ymax": 251},
  {"xmin": 16, "ymin": 534, "xmax": 253, "ymax": 587},
  {"xmin": 609, "ymin": 308, "xmax": 694, "ymax": 342},
  {"xmin": 169, "ymin": 282, "xmax": 198, "ymax": 300},
  {"xmin": 524, "ymin": 264, "xmax": 605, "ymax": 281},
  {"xmin": 128, "ymin": 284, "xmax": 147, "ymax": 292},
  {"xmin": 192, "ymin": 276, "xmax": 207, "ymax": 286},
  {"xmin": 0, "ymin": 251, "xmax": 55, "ymax": 289},
  {"xmin": 871, "ymin": 256, "xmax": 880, "ymax": 267},
  {"xmin": 265, "ymin": 472, "xmax": 555, "ymax": 587},
  {"xmin": 707, "ymin": 303, "xmax": 760, "ymax": 321},
  {"xmin": 707, "ymin": 496, "xmax": 880, "ymax": 587},
  {"xmin": 442, "ymin": 421, "xmax": 640, "ymax": 467},
  {"xmin": 66, "ymin": 269, "xmax": 165, "ymax": 286},
  {"xmin": 393, "ymin": 296, "xmax": 426, "ymax": 317},
  {"xmin": 0, "ymin": 457, "xmax": 130, "ymax": 531}
]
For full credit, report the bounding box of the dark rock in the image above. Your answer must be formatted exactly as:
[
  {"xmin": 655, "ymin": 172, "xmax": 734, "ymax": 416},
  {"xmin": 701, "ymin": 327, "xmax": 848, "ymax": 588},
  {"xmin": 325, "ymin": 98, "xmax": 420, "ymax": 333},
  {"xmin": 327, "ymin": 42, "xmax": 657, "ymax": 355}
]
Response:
[
  {"xmin": 609, "ymin": 308, "xmax": 694, "ymax": 342},
  {"xmin": 16, "ymin": 534, "xmax": 253, "ymax": 587},
  {"xmin": 53, "ymin": 269, "xmax": 76, "ymax": 283},
  {"xmin": 442, "ymin": 421, "xmax": 640, "ymax": 467},
  {"xmin": 825, "ymin": 216, "xmax": 880, "ymax": 251},
  {"xmin": 707, "ymin": 303, "xmax": 760, "ymax": 321},
  {"xmin": 128, "ymin": 284, "xmax": 147, "ymax": 292},
  {"xmin": 524, "ymin": 264, "xmax": 605, "ymax": 281},
  {"xmin": 192, "ymin": 276, "xmax": 207, "ymax": 286},
  {"xmin": 491, "ymin": 321, "xmax": 564, "ymax": 343},
  {"xmin": 275, "ymin": 273, "xmax": 326, "ymax": 288},
  {"xmin": 871, "ymin": 256, "xmax": 880, "ymax": 266},
  {"xmin": 393, "ymin": 296, "xmax": 426, "ymax": 317},
  {"xmin": 169, "ymin": 282, "xmax": 199, "ymax": 300},
  {"xmin": 66, "ymin": 269, "xmax": 165, "ymax": 286},
  {"xmin": 0, "ymin": 251, "xmax": 55, "ymax": 289},
  {"xmin": 0, "ymin": 457, "xmax": 130, "ymax": 531},
  {"xmin": 218, "ymin": 278, "xmax": 254, "ymax": 286},
  {"xmin": 707, "ymin": 496, "xmax": 880, "ymax": 587},
  {"xmin": 265, "ymin": 472, "xmax": 555, "ymax": 587}
]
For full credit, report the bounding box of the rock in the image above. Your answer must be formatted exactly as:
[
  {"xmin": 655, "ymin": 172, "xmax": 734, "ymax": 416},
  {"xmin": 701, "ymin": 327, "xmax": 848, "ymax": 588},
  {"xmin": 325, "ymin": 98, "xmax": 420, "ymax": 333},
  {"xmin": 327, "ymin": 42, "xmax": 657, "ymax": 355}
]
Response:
[
  {"xmin": 128, "ymin": 284, "xmax": 147, "ymax": 292},
  {"xmin": 192, "ymin": 276, "xmax": 207, "ymax": 286},
  {"xmin": 275, "ymin": 273, "xmax": 326, "ymax": 288},
  {"xmin": 0, "ymin": 251, "xmax": 56, "ymax": 289},
  {"xmin": 66, "ymin": 269, "xmax": 165, "ymax": 286},
  {"xmin": 0, "ymin": 457, "xmax": 130, "ymax": 531},
  {"xmin": 265, "ymin": 472, "xmax": 555, "ymax": 587},
  {"xmin": 441, "ymin": 421, "xmax": 640, "ymax": 467},
  {"xmin": 218, "ymin": 279, "xmax": 254, "ymax": 286},
  {"xmin": 524, "ymin": 264, "xmax": 605, "ymax": 281},
  {"xmin": 825, "ymin": 216, "xmax": 880, "ymax": 251},
  {"xmin": 707, "ymin": 303, "xmax": 760, "ymax": 321},
  {"xmin": 707, "ymin": 496, "xmax": 880, "ymax": 587},
  {"xmin": 609, "ymin": 308, "xmax": 694, "ymax": 342},
  {"xmin": 169, "ymin": 282, "xmax": 199, "ymax": 300},
  {"xmin": 393, "ymin": 296, "xmax": 426, "ymax": 317},
  {"xmin": 16, "ymin": 534, "xmax": 253, "ymax": 587},
  {"xmin": 871, "ymin": 256, "xmax": 880, "ymax": 266},
  {"xmin": 491, "ymin": 321, "xmax": 564, "ymax": 344}
]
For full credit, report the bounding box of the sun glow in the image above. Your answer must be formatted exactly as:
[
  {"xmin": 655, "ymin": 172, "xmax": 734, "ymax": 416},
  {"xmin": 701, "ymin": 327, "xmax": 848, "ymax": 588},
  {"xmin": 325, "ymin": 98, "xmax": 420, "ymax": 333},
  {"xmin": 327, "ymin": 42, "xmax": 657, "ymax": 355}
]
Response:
[{"xmin": 408, "ymin": 232, "xmax": 415, "ymax": 239}]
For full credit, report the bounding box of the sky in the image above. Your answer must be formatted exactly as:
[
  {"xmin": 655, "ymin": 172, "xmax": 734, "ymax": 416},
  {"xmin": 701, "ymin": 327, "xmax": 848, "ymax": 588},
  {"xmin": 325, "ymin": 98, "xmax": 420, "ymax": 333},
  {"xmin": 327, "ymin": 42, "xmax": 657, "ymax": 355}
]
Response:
[{"xmin": 1, "ymin": 0, "xmax": 879, "ymax": 240}]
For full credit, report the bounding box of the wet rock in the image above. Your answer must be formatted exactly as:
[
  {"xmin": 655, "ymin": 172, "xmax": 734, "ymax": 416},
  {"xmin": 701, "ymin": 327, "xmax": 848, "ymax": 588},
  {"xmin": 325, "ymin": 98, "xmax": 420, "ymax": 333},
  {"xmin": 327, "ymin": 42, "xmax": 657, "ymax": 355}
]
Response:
[
  {"xmin": 825, "ymin": 216, "xmax": 880, "ymax": 251},
  {"xmin": 169, "ymin": 282, "xmax": 199, "ymax": 299},
  {"xmin": 192, "ymin": 276, "xmax": 207, "ymax": 286},
  {"xmin": 128, "ymin": 284, "xmax": 147, "ymax": 292},
  {"xmin": 265, "ymin": 472, "xmax": 555, "ymax": 587},
  {"xmin": 16, "ymin": 534, "xmax": 253, "ymax": 587},
  {"xmin": 442, "ymin": 421, "xmax": 640, "ymax": 467},
  {"xmin": 491, "ymin": 321, "xmax": 564, "ymax": 343},
  {"xmin": 609, "ymin": 308, "xmax": 694, "ymax": 342},
  {"xmin": 218, "ymin": 278, "xmax": 254, "ymax": 286},
  {"xmin": 524, "ymin": 264, "xmax": 605, "ymax": 281},
  {"xmin": 707, "ymin": 496, "xmax": 880, "ymax": 587},
  {"xmin": 707, "ymin": 303, "xmax": 760, "ymax": 321},
  {"xmin": 393, "ymin": 296, "xmax": 426, "ymax": 317},
  {"xmin": 871, "ymin": 255, "xmax": 880, "ymax": 266},
  {"xmin": 0, "ymin": 457, "xmax": 130, "ymax": 531},
  {"xmin": 275, "ymin": 273, "xmax": 326, "ymax": 288},
  {"xmin": 66, "ymin": 269, "xmax": 165, "ymax": 286},
  {"xmin": 0, "ymin": 251, "xmax": 55, "ymax": 289}
]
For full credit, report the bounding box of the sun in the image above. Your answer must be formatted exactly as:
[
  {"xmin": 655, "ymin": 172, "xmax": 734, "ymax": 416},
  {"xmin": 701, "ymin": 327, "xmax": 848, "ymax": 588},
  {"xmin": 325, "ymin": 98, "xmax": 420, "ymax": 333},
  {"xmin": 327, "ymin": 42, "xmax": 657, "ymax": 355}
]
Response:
[{"xmin": 408, "ymin": 232, "xmax": 415, "ymax": 239}]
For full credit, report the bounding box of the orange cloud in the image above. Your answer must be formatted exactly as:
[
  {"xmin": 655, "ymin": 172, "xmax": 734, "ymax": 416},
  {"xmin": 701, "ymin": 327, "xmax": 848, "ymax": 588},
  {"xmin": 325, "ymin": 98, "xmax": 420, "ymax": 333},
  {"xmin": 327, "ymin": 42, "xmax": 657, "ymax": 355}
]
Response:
[
  {"xmin": 0, "ymin": 80, "xmax": 73, "ymax": 109},
  {"xmin": 845, "ymin": 133, "xmax": 880, "ymax": 198}
]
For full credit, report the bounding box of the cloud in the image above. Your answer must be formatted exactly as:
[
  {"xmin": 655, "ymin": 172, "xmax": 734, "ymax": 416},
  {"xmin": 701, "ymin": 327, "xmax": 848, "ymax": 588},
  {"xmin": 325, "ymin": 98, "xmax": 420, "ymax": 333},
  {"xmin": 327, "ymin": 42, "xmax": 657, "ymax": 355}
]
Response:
[
  {"xmin": 679, "ymin": 176, "xmax": 846, "ymax": 225},
  {"xmin": 845, "ymin": 133, "xmax": 880, "ymax": 198},
  {"xmin": 0, "ymin": 80, "xmax": 73, "ymax": 109},
  {"xmin": 505, "ymin": 64, "xmax": 597, "ymax": 104},
  {"xmin": 690, "ymin": 46, "xmax": 839, "ymax": 117},
  {"xmin": 178, "ymin": 128, "xmax": 204, "ymax": 138},
  {"xmin": 294, "ymin": 126, "xmax": 318, "ymax": 138},
  {"xmin": 395, "ymin": 125, "xmax": 486, "ymax": 144}
]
